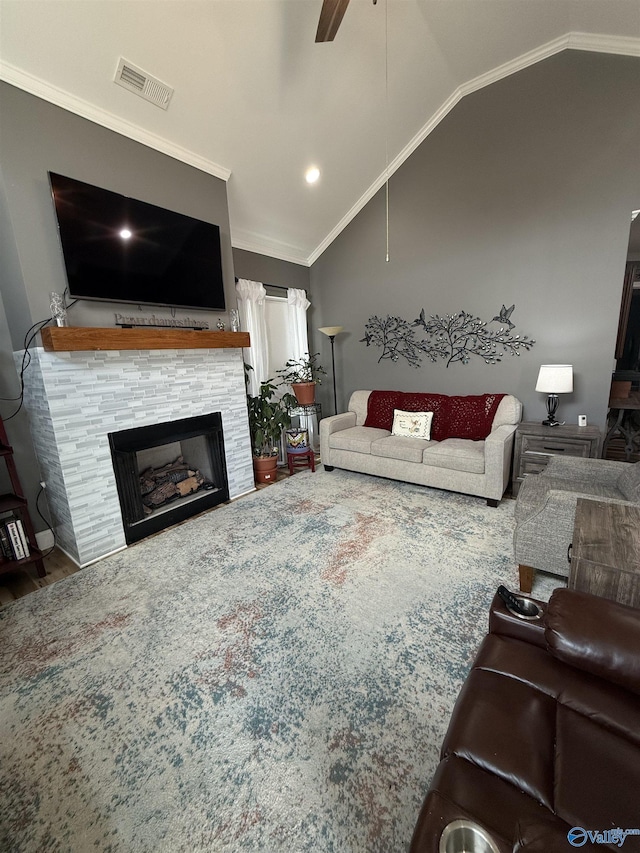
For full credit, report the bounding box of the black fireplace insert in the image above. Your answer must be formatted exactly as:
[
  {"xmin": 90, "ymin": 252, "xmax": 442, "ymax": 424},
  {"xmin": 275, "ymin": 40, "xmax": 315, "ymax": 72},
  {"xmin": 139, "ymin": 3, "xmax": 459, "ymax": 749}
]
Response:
[{"xmin": 109, "ymin": 412, "xmax": 229, "ymax": 544}]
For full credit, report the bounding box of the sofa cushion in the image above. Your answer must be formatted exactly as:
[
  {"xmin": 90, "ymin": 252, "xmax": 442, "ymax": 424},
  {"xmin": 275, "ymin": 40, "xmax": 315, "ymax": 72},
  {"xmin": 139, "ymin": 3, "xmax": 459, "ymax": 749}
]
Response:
[
  {"xmin": 349, "ymin": 390, "xmax": 373, "ymax": 426},
  {"xmin": 554, "ymin": 704, "xmax": 640, "ymax": 828},
  {"xmin": 441, "ymin": 668, "xmax": 557, "ymax": 809},
  {"xmin": 423, "ymin": 438, "xmax": 485, "ymax": 474},
  {"xmin": 410, "ymin": 757, "xmax": 567, "ymax": 853},
  {"xmin": 616, "ymin": 461, "xmax": 640, "ymax": 501},
  {"xmin": 371, "ymin": 435, "xmax": 434, "ymax": 463},
  {"xmin": 545, "ymin": 588, "xmax": 640, "ymax": 696},
  {"xmin": 492, "ymin": 395, "xmax": 522, "ymax": 429},
  {"xmin": 363, "ymin": 390, "xmax": 402, "ymax": 430},
  {"xmin": 475, "ymin": 633, "xmax": 640, "ymax": 749},
  {"xmin": 329, "ymin": 425, "xmax": 390, "ymax": 454},
  {"xmin": 391, "ymin": 409, "xmax": 433, "ymax": 440}
]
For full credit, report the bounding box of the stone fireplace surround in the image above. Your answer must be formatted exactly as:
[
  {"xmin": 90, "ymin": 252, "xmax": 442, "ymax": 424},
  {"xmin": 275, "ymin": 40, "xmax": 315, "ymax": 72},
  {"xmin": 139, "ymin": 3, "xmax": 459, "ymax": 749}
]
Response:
[{"xmin": 18, "ymin": 344, "xmax": 254, "ymax": 567}]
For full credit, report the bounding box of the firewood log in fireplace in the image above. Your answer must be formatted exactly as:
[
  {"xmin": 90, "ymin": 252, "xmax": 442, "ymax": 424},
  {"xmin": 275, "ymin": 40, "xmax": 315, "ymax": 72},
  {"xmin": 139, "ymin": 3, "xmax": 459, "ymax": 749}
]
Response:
[
  {"xmin": 176, "ymin": 473, "xmax": 205, "ymax": 497},
  {"xmin": 143, "ymin": 481, "xmax": 179, "ymax": 507},
  {"xmin": 140, "ymin": 456, "xmax": 212, "ymax": 510}
]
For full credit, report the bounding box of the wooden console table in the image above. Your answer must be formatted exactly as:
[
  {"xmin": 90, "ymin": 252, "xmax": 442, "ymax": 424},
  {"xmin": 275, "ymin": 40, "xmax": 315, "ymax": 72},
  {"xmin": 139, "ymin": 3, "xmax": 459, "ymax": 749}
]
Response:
[
  {"xmin": 40, "ymin": 326, "xmax": 250, "ymax": 352},
  {"xmin": 569, "ymin": 498, "xmax": 640, "ymax": 607}
]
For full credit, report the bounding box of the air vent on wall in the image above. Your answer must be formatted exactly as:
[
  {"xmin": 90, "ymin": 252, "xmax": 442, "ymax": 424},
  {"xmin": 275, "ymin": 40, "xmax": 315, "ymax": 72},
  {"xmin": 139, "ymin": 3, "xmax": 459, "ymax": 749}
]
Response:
[{"xmin": 114, "ymin": 58, "xmax": 174, "ymax": 110}]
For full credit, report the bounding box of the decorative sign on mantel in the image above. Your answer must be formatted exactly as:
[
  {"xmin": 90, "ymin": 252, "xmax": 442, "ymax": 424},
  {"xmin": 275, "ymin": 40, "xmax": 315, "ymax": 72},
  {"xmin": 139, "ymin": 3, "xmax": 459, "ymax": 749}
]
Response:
[
  {"xmin": 360, "ymin": 305, "xmax": 535, "ymax": 368},
  {"xmin": 114, "ymin": 313, "xmax": 210, "ymax": 330}
]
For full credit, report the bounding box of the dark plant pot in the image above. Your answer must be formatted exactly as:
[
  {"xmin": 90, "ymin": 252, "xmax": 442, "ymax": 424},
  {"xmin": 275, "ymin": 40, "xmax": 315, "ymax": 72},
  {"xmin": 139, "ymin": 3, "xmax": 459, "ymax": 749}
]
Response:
[
  {"xmin": 611, "ymin": 380, "xmax": 632, "ymax": 400},
  {"xmin": 253, "ymin": 455, "xmax": 278, "ymax": 484},
  {"xmin": 292, "ymin": 382, "xmax": 316, "ymax": 406}
]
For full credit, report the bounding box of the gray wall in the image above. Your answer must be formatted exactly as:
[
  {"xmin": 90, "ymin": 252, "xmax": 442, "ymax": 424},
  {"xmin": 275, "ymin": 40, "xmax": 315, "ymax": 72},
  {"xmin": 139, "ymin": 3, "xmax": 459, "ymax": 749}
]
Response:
[
  {"xmin": 233, "ymin": 248, "xmax": 310, "ymax": 294},
  {"xmin": 0, "ymin": 82, "xmax": 234, "ymax": 531},
  {"xmin": 0, "ymin": 82, "xmax": 234, "ymax": 347},
  {"xmin": 0, "ymin": 169, "xmax": 46, "ymax": 521},
  {"xmin": 310, "ymin": 51, "xmax": 640, "ymax": 430}
]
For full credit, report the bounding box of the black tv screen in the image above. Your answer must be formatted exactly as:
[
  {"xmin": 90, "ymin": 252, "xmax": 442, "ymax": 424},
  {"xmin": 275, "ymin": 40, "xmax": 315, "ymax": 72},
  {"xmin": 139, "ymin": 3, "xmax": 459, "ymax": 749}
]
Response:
[{"xmin": 48, "ymin": 172, "xmax": 226, "ymax": 312}]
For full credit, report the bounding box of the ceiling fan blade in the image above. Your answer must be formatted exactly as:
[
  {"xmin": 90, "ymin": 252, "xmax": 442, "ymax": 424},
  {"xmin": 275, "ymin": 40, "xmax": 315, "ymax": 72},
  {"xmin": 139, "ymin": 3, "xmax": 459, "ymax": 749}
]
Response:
[{"xmin": 315, "ymin": 0, "xmax": 350, "ymax": 42}]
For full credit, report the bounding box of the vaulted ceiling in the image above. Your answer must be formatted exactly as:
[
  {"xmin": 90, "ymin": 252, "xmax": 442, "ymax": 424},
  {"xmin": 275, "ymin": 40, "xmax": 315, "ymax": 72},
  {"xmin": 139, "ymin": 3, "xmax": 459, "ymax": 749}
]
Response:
[{"xmin": 1, "ymin": 1, "xmax": 639, "ymax": 266}]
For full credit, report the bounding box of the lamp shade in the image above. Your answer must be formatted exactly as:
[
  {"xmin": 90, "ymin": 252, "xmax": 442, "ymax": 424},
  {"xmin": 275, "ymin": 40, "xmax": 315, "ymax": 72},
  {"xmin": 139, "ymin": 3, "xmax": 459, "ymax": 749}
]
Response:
[
  {"xmin": 535, "ymin": 364, "xmax": 573, "ymax": 394},
  {"xmin": 318, "ymin": 326, "xmax": 344, "ymax": 337}
]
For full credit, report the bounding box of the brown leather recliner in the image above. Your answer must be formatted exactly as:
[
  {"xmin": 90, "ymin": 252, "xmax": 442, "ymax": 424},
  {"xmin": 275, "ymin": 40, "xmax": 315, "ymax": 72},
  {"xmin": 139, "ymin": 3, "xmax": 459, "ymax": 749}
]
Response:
[{"xmin": 410, "ymin": 588, "xmax": 640, "ymax": 853}]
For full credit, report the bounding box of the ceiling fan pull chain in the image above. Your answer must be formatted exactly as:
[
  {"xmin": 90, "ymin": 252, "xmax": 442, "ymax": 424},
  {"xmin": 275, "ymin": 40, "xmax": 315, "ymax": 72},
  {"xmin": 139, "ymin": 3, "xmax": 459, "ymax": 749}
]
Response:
[{"xmin": 385, "ymin": 0, "xmax": 390, "ymax": 263}]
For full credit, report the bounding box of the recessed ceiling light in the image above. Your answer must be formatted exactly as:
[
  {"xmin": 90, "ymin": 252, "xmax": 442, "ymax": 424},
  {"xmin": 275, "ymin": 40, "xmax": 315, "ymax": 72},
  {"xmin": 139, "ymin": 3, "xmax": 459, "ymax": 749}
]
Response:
[
  {"xmin": 119, "ymin": 228, "xmax": 132, "ymax": 240},
  {"xmin": 305, "ymin": 166, "xmax": 320, "ymax": 184}
]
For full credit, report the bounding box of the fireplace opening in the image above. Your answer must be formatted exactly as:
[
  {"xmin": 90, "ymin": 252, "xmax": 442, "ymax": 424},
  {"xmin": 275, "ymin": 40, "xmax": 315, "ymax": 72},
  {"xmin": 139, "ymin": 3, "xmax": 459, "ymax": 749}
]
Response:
[{"xmin": 109, "ymin": 412, "xmax": 229, "ymax": 544}]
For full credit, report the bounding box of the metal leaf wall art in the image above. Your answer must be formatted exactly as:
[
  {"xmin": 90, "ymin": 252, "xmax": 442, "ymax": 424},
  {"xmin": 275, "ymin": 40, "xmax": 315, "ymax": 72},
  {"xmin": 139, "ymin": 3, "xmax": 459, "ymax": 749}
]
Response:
[{"xmin": 360, "ymin": 304, "xmax": 535, "ymax": 368}]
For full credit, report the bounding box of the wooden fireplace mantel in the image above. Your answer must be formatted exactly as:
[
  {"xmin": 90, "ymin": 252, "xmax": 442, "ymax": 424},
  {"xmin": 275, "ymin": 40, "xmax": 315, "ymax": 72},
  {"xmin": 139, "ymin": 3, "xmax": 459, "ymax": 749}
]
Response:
[{"xmin": 40, "ymin": 326, "xmax": 250, "ymax": 352}]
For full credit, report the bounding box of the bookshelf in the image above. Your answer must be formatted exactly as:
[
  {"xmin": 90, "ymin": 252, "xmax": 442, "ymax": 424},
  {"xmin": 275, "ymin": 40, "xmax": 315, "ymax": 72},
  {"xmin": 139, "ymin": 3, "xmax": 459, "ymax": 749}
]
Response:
[{"xmin": 0, "ymin": 416, "xmax": 46, "ymax": 579}]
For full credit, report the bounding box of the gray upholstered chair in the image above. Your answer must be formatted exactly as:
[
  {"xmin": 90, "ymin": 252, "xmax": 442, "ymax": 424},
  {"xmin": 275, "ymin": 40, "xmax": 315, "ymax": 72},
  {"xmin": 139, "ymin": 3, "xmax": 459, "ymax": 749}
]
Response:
[{"xmin": 514, "ymin": 457, "xmax": 640, "ymax": 593}]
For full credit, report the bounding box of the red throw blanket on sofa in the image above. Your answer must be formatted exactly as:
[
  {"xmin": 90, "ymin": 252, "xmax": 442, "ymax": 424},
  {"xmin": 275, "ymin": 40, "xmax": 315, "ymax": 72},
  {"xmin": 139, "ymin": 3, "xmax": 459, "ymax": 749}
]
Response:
[{"xmin": 364, "ymin": 391, "xmax": 505, "ymax": 441}]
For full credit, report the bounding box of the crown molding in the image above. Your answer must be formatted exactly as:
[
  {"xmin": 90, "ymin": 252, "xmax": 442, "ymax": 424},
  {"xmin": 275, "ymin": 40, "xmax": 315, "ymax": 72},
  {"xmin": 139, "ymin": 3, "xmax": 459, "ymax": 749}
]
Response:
[
  {"xmin": 2, "ymin": 31, "xmax": 638, "ymax": 268},
  {"xmin": 231, "ymin": 233, "xmax": 310, "ymax": 267},
  {"xmin": 308, "ymin": 32, "xmax": 640, "ymax": 266},
  {"xmin": 0, "ymin": 61, "xmax": 231, "ymax": 181}
]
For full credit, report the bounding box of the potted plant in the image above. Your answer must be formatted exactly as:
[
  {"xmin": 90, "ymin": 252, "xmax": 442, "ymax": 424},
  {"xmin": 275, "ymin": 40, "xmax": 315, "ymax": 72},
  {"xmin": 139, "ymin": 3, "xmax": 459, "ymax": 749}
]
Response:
[
  {"xmin": 277, "ymin": 352, "xmax": 327, "ymax": 406},
  {"xmin": 246, "ymin": 376, "xmax": 297, "ymax": 484}
]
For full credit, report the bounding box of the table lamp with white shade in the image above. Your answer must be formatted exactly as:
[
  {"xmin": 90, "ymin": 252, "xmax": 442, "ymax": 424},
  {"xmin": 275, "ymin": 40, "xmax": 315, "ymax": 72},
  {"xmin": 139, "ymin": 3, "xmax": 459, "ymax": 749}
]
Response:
[{"xmin": 535, "ymin": 364, "xmax": 573, "ymax": 427}]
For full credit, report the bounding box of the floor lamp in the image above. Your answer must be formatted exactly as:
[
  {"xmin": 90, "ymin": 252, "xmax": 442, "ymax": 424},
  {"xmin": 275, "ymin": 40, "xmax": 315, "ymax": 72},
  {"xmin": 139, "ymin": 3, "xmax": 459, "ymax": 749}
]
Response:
[{"xmin": 318, "ymin": 326, "xmax": 344, "ymax": 415}]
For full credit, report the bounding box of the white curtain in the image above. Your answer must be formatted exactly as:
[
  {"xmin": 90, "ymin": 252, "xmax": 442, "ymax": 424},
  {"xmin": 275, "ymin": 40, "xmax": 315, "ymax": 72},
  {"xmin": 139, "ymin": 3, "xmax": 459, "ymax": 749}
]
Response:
[
  {"xmin": 236, "ymin": 278, "xmax": 269, "ymax": 397},
  {"xmin": 287, "ymin": 288, "xmax": 311, "ymax": 362}
]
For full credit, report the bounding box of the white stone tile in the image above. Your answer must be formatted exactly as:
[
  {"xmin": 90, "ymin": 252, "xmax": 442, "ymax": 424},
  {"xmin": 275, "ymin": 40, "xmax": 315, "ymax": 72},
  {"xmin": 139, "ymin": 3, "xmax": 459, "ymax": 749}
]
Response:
[{"xmin": 18, "ymin": 346, "xmax": 254, "ymax": 565}]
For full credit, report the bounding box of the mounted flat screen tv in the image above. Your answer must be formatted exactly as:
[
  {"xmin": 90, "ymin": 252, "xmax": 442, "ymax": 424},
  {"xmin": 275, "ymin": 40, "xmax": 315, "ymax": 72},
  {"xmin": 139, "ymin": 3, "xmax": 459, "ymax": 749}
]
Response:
[{"xmin": 48, "ymin": 172, "xmax": 226, "ymax": 311}]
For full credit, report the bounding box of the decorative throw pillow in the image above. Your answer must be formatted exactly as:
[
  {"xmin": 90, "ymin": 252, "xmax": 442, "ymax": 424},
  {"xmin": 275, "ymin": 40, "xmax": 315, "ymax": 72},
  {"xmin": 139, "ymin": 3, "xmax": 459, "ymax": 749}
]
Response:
[
  {"xmin": 391, "ymin": 409, "xmax": 433, "ymax": 440},
  {"xmin": 398, "ymin": 393, "xmax": 448, "ymax": 441}
]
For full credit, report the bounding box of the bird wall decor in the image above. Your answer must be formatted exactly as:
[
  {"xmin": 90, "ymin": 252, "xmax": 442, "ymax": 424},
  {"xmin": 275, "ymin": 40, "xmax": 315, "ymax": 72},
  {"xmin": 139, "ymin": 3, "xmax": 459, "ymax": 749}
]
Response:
[{"xmin": 360, "ymin": 304, "xmax": 535, "ymax": 368}]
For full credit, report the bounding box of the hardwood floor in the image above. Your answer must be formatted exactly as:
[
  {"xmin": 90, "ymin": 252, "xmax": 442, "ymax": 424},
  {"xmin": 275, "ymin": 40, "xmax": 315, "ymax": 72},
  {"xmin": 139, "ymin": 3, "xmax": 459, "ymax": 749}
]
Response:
[
  {"xmin": 0, "ymin": 547, "xmax": 80, "ymax": 606},
  {"xmin": 0, "ymin": 459, "xmax": 312, "ymax": 607}
]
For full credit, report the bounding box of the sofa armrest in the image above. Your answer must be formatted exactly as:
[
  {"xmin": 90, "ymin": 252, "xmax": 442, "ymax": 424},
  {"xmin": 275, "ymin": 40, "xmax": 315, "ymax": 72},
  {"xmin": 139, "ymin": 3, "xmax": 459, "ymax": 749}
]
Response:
[
  {"xmin": 483, "ymin": 423, "xmax": 518, "ymax": 499},
  {"xmin": 485, "ymin": 422, "xmax": 518, "ymax": 446},
  {"xmin": 543, "ymin": 456, "xmax": 627, "ymax": 487},
  {"xmin": 518, "ymin": 487, "xmax": 636, "ymax": 534},
  {"xmin": 320, "ymin": 412, "xmax": 356, "ymax": 464},
  {"xmin": 488, "ymin": 591, "xmax": 547, "ymax": 648},
  {"xmin": 320, "ymin": 412, "xmax": 356, "ymax": 436},
  {"xmin": 545, "ymin": 588, "xmax": 640, "ymax": 695}
]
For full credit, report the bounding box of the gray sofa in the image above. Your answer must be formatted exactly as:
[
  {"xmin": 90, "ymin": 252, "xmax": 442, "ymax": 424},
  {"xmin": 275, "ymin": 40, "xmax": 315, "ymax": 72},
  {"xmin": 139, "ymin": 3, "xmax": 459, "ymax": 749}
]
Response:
[
  {"xmin": 514, "ymin": 455, "xmax": 640, "ymax": 592},
  {"xmin": 320, "ymin": 390, "xmax": 522, "ymax": 505}
]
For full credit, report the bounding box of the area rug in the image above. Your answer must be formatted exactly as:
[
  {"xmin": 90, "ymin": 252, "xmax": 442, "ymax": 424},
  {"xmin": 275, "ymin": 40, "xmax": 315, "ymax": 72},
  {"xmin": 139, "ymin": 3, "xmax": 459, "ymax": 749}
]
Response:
[{"xmin": 0, "ymin": 468, "xmax": 561, "ymax": 852}]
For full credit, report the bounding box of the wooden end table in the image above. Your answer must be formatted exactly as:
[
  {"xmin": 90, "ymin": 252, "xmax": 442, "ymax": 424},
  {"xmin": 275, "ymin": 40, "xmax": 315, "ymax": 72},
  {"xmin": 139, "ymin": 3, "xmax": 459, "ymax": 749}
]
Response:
[
  {"xmin": 512, "ymin": 422, "xmax": 602, "ymax": 498},
  {"xmin": 569, "ymin": 498, "xmax": 640, "ymax": 607}
]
